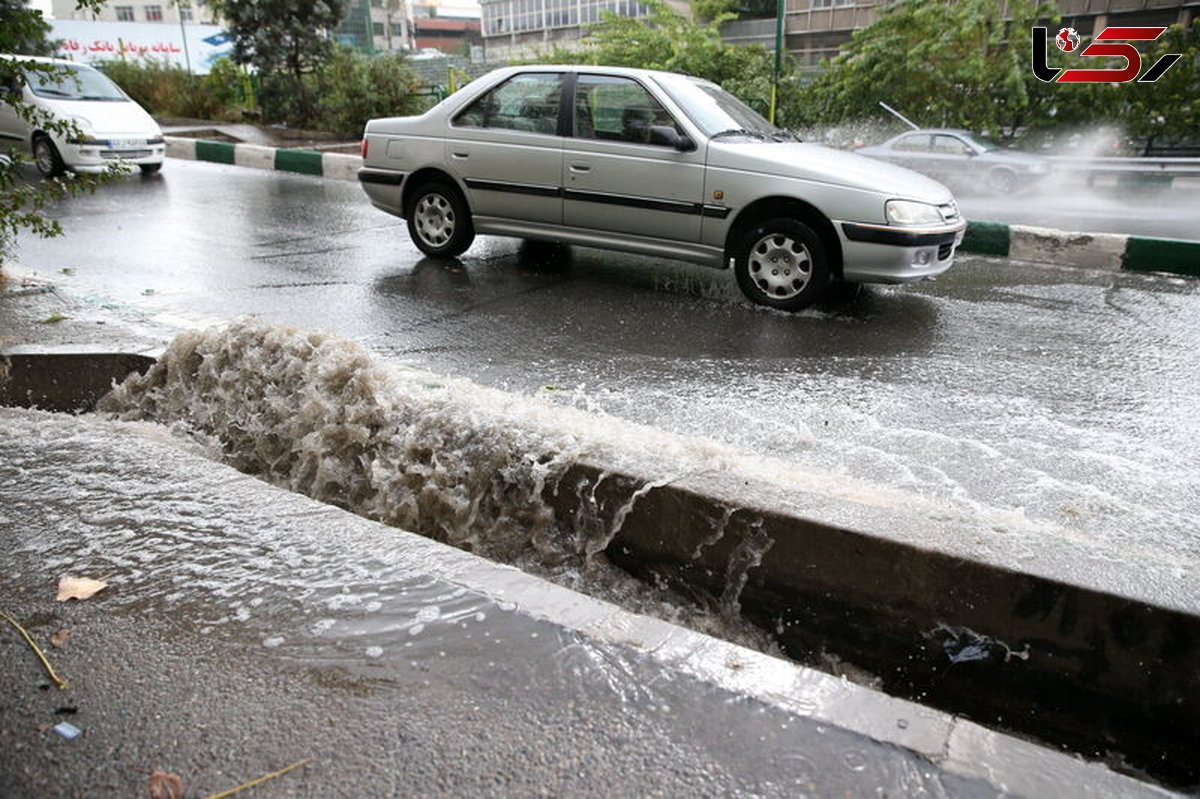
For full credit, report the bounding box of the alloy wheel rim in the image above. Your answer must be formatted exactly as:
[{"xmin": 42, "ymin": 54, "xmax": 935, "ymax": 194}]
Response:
[
  {"xmin": 748, "ymin": 233, "xmax": 811, "ymax": 300},
  {"xmin": 414, "ymin": 193, "xmax": 455, "ymax": 248}
]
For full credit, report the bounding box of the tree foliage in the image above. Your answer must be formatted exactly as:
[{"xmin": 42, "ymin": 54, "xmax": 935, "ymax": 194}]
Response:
[
  {"xmin": 798, "ymin": 0, "xmax": 1058, "ymax": 136},
  {"xmin": 1, "ymin": 0, "xmax": 120, "ymax": 265},
  {"xmin": 214, "ymin": 0, "xmax": 344, "ymax": 124},
  {"xmin": 799, "ymin": 1, "xmax": 1200, "ymax": 144},
  {"xmin": 536, "ymin": 0, "xmax": 802, "ymax": 123}
]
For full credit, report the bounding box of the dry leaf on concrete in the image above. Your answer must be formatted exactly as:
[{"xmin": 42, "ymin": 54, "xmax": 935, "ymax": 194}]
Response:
[
  {"xmin": 50, "ymin": 630, "xmax": 71, "ymax": 648},
  {"xmin": 56, "ymin": 576, "xmax": 108, "ymax": 602},
  {"xmin": 148, "ymin": 769, "xmax": 184, "ymax": 799}
]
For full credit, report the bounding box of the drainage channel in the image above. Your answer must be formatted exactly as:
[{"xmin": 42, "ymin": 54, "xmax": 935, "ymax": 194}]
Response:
[{"xmin": 3, "ymin": 325, "xmax": 1197, "ymax": 791}]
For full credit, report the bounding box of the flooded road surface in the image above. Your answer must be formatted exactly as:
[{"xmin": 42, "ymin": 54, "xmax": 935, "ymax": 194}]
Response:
[{"xmin": 16, "ymin": 159, "xmax": 1200, "ymax": 588}]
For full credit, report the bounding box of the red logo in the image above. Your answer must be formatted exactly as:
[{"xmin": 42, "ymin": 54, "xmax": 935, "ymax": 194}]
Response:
[
  {"xmin": 1031, "ymin": 26, "xmax": 1182, "ymax": 83},
  {"xmin": 1056, "ymin": 27, "xmax": 1080, "ymax": 52}
]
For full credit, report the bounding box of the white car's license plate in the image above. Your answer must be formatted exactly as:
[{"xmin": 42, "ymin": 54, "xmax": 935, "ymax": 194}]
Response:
[{"xmin": 109, "ymin": 139, "xmax": 143, "ymax": 149}]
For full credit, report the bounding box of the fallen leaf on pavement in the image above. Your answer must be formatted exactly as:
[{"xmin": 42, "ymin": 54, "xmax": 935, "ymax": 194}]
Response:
[
  {"xmin": 51, "ymin": 630, "xmax": 71, "ymax": 648},
  {"xmin": 148, "ymin": 769, "xmax": 184, "ymax": 799},
  {"xmin": 56, "ymin": 576, "xmax": 108, "ymax": 602}
]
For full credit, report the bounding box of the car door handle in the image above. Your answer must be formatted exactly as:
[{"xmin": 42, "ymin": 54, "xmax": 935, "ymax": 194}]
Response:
[
  {"xmin": 569, "ymin": 163, "xmax": 591, "ymax": 173},
  {"xmin": 451, "ymin": 151, "xmax": 470, "ymax": 159}
]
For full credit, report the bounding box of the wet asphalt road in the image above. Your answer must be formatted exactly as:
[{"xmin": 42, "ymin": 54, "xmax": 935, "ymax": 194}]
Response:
[{"xmin": 15, "ymin": 159, "xmax": 1200, "ymax": 578}]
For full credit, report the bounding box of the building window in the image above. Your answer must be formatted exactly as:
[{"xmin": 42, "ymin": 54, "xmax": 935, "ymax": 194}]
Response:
[
  {"xmin": 179, "ymin": 5, "xmax": 193, "ymax": 20},
  {"xmin": 144, "ymin": 4, "xmax": 163, "ymax": 20},
  {"xmin": 114, "ymin": 4, "xmax": 134, "ymax": 20},
  {"xmin": 373, "ymin": 21, "xmax": 384, "ymax": 35},
  {"xmin": 390, "ymin": 22, "xmax": 404, "ymax": 35}
]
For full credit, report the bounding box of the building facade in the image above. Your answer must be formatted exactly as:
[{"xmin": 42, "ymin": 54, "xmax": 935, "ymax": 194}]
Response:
[
  {"xmin": 479, "ymin": 0, "xmax": 687, "ymax": 60},
  {"xmin": 722, "ymin": 0, "xmax": 1199, "ymax": 67},
  {"xmin": 52, "ymin": 0, "xmax": 219, "ymax": 25}
]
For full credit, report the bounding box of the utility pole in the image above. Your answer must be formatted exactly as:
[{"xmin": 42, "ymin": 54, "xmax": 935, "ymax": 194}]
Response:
[{"xmin": 771, "ymin": 0, "xmax": 784, "ymax": 124}]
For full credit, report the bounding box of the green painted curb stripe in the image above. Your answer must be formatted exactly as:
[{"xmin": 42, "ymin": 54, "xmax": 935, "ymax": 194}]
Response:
[
  {"xmin": 961, "ymin": 221, "xmax": 1010, "ymax": 257},
  {"xmin": 275, "ymin": 148, "xmax": 324, "ymax": 176},
  {"xmin": 194, "ymin": 140, "xmax": 235, "ymax": 165},
  {"xmin": 1122, "ymin": 236, "xmax": 1200, "ymax": 277}
]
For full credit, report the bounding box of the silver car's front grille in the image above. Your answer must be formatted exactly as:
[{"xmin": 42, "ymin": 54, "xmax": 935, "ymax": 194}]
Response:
[{"xmin": 100, "ymin": 150, "xmax": 154, "ymax": 160}]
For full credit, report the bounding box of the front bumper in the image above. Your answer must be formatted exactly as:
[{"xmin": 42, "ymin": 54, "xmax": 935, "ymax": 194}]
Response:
[
  {"xmin": 837, "ymin": 219, "xmax": 967, "ymax": 284},
  {"xmin": 61, "ymin": 136, "xmax": 166, "ymax": 172}
]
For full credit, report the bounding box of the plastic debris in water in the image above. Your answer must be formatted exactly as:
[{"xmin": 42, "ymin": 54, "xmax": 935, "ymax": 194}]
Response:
[{"xmin": 53, "ymin": 721, "xmax": 82, "ymax": 739}]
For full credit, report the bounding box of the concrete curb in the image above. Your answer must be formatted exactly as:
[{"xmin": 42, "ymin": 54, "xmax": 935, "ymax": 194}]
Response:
[
  {"xmin": 165, "ymin": 135, "xmax": 359, "ymax": 182},
  {"xmin": 163, "ymin": 136, "xmax": 1200, "ymax": 278},
  {"xmin": 960, "ymin": 220, "xmax": 1200, "ymax": 277}
]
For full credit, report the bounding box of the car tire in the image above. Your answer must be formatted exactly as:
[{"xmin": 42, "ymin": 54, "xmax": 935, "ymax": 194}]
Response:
[
  {"xmin": 732, "ymin": 218, "xmax": 830, "ymax": 311},
  {"xmin": 32, "ymin": 134, "xmax": 66, "ymax": 179},
  {"xmin": 987, "ymin": 168, "xmax": 1017, "ymax": 195},
  {"xmin": 140, "ymin": 163, "xmax": 163, "ymax": 174},
  {"xmin": 406, "ymin": 181, "xmax": 474, "ymax": 258}
]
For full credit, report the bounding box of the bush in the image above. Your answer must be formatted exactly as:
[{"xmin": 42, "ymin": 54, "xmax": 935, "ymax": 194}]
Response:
[
  {"xmin": 100, "ymin": 58, "xmax": 243, "ymax": 121},
  {"xmin": 309, "ymin": 48, "xmax": 424, "ymax": 136}
]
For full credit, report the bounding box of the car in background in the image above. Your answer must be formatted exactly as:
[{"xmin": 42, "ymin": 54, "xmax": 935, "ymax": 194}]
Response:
[
  {"xmin": 856, "ymin": 129, "xmax": 1050, "ymax": 195},
  {"xmin": 0, "ymin": 55, "xmax": 165, "ymax": 177},
  {"xmin": 359, "ymin": 65, "xmax": 965, "ymax": 312}
]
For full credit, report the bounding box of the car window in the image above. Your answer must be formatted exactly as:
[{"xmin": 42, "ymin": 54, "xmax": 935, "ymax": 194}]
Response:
[
  {"xmin": 26, "ymin": 65, "xmax": 127, "ymax": 101},
  {"xmin": 932, "ymin": 135, "xmax": 971, "ymax": 155},
  {"xmin": 574, "ymin": 75, "xmax": 678, "ymax": 145},
  {"xmin": 454, "ymin": 72, "xmax": 563, "ymax": 135},
  {"xmin": 893, "ymin": 134, "xmax": 931, "ymax": 152}
]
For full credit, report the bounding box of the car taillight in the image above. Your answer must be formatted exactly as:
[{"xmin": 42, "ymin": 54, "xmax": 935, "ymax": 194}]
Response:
[{"xmin": 361, "ymin": 139, "xmax": 368, "ymax": 159}]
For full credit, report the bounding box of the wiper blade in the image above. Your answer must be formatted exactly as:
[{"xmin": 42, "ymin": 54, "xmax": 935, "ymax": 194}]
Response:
[
  {"xmin": 34, "ymin": 88, "xmax": 73, "ymax": 97},
  {"xmin": 711, "ymin": 128, "xmax": 771, "ymax": 141}
]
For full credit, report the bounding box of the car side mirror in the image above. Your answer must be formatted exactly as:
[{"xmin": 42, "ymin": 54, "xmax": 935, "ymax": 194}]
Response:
[{"xmin": 649, "ymin": 125, "xmax": 695, "ymax": 152}]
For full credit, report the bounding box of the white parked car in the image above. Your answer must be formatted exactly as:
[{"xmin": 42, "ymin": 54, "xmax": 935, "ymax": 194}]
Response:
[
  {"xmin": 359, "ymin": 65, "xmax": 965, "ymax": 311},
  {"xmin": 0, "ymin": 55, "xmax": 165, "ymax": 177}
]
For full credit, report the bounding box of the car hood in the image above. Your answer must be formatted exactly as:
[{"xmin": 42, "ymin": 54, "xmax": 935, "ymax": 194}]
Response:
[
  {"xmin": 38, "ymin": 98, "xmax": 161, "ymax": 136},
  {"xmin": 709, "ymin": 142, "xmax": 953, "ymax": 204}
]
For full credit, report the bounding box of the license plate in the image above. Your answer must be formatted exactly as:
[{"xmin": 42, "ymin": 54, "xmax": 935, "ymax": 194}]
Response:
[{"xmin": 108, "ymin": 139, "xmax": 142, "ymax": 149}]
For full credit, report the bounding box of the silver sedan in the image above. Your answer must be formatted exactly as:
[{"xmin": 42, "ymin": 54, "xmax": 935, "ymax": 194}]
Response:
[
  {"xmin": 359, "ymin": 66, "xmax": 965, "ymax": 311},
  {"xmin": 856, "ymin": 129, "xmax": 1051, "ymax": 195}
]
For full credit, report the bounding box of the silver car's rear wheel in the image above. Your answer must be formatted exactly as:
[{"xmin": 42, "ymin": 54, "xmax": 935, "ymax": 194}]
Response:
[
  {"xmin": 407, "ymin": 182, "xmax": 474, "ymax": 258},
  {"xmin": 732, "ymin": 217, "xmax": 830, "ymax": 311}
]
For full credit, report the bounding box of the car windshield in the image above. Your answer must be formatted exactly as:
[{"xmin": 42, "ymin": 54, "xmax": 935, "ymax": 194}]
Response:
[
  {"xmin": 653, "ymin": 74, "xmax": 795, "ymax": 142},
  {"xmin": 26, "ymin": 65, "xmax": 128, "ymax": 101}
]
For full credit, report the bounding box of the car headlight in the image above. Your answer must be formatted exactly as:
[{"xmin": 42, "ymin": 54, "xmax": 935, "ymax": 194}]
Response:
[
  {"xmin": 885, "ymin": 200, "xmax": 943, "ymax": 226},
  {"xmin": 69, "ymin": 115, "xmax": 93, "ymax": 132}
]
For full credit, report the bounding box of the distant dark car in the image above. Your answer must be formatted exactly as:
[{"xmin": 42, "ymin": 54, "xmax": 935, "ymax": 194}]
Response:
[{"xmin": 857, "ymin": 129, "xmax": 1051, "ymax": 194}]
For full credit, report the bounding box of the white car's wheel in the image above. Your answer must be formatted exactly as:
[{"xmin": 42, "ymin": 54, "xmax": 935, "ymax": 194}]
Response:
[
  {"xmin": 732, "ymin": 218, "xmax": 830, "ymax": 311},
  {"xmin": 32, "ymin": 135, "xmax": 66, "ymax": 178}
]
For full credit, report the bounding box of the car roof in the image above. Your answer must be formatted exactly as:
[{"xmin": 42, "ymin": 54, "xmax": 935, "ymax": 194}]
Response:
[
  {"xmin": 0, "ymin": 54, "xmax": 97, "ymax": 69},
  {"xmin": 484, "ymin": 64, "xmax": 699, "ymax": 83},
  {"xmin": 894, "ymin": 128, "xmax": 975, "ymax": 138}
]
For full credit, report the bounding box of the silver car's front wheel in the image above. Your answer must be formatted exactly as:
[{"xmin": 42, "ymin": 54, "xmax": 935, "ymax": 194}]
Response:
[
  {"xmin": 732, "ymin": 217, "xmax": 830, "ymax": 311},
  {"xmin": 33, "ymin": 135, "xmax": 66, "ymax": 179},
  {"xmin": 747, "ymin": 232, "xmax": 813, "ymax": 300},
  {"xmin": 406, "ymin": 182, "xmax": 474, "ymax": 258}
]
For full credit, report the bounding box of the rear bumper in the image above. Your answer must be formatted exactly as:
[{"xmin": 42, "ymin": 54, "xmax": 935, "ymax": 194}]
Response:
[{"xmin": 837, "ymin": 219, "xmax": 966, "ymax": 283}]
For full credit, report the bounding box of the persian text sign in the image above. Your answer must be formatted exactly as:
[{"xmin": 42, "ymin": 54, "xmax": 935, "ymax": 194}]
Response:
[{"xmin": 49, "ymin": 20, "xmax": 234, "ymax": 75}]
